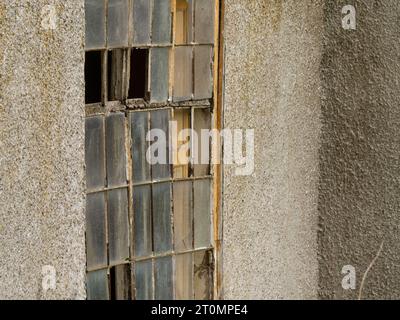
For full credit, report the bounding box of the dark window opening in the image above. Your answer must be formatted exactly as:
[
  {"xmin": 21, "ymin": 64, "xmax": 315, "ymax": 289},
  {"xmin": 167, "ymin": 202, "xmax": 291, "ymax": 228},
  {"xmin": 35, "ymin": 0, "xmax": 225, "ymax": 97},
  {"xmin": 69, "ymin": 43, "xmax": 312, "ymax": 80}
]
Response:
[
  {"xmin": 85, "ymin": 51, "xmax": 103, "ymax": 104},
  {"xmin": 110, "ymin": 264, "xmax": 132, "ymax": 300},
  {"xmin": 129, "ymin": 48, "xmax": 149, "ymax": 99}
]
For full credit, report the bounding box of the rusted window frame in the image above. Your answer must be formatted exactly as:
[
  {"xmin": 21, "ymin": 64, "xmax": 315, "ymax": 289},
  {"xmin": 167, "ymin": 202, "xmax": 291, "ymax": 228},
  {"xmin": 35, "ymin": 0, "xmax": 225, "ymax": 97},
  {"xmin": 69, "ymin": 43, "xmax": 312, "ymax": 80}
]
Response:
[{"xmin": 84, "ymin": 0, "xmax": 224, "ymax": 300}]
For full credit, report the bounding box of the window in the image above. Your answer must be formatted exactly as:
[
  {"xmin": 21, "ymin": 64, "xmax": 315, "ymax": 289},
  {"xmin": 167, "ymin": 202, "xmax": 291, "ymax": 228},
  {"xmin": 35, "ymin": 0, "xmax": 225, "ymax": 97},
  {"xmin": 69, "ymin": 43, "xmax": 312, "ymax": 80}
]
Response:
[{"xmin": 84, "ymin": 0, "xmax": 221, "ymax": 300}]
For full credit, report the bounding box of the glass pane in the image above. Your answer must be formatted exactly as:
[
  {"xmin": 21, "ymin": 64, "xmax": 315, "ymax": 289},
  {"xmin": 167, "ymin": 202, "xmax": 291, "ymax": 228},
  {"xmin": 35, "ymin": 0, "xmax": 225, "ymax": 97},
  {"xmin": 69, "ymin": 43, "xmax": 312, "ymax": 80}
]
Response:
[
  {"xmin": 173, "ymin": 181, "xmax": 193, "ymax": 251},
  {"xmin": 86, "ymin": 192, "xmax": 107, "ymax": 270},
  {"xmin": 150, "ymin": 48, "xmax": 169, "ymax": 102},
  {"xmin": 152, "ymin": 182, "xmax": 172, "ymax": 254},
  {"xmin": 175, "ymin": 253, "xmax": 193, "ymax": 300},
  {"xmin": 85, "ymin": 0, "xmax": 106, "ymax": 49},
  {"xmin": 87, "ymin": 269, "xmax": 109, "ymax": 300},
  {"xmin": 194, "ymin": 250, "xmax": 213, "ymax": 300},
  {"xmin": 150, "ymin": 109, "xmax": 171, "ymax": 179},
  {"xmin": 194, "ymin": 0, "xmax": 214, "ymax": 44},
  {"xmin": 154, "ymin": 257, "xmax": 173, "ymax": 300},
  {"xmin": 85, "ymin": 116, "xmax": 105, "ymax": 190},
  {"xmin": 173, "ymin": 46, "xmax": 193, "ymax": 101},
  {"xmin": 175, "ymin": 0, "xmax": 193, "ymax": 45},
  {"xmin": 133, "ymin": 185, "xmax": 152, "ymax": 257},
  {"xmin": 106, "ymin": 113, "xmax": 127, "ymax": 187},
  {"xmin": 132, "ymin": 0, "xmax": 151, "ymax": 45},
  {"xmin": 152, "ymin": 0, "xmax": 171, "ymax": 44},
  {"xmin": 193, "ymin": 108, "xmax": 211, "ymax": 176},
  {"xmin": 130, "ymin": 112, "xmax": 151, "ymax": 183},
  {"xmin": 173, "ymin": 109, "xmax": 191, "ymax": 179},
  {"xmin": 111, "ymin": 264, "xmax": 131, "ymax": 300},
  {"xmin": 193, "ymin": 179, "xmax": 211, "ymax": 248},
  {"xmin": 107, "ymin": 0, "xmax": 129, "ymax": 48},
  {"xmin": 135, "ymin": 260, "xmax": 153, "ymax": 300},
  {"xmin": 194, "ymin": 46, "xmax": 213, "ymax": 100},
  {"xmin": 108, "ymin": 189, "xmax": 130, "ymax": 265}
]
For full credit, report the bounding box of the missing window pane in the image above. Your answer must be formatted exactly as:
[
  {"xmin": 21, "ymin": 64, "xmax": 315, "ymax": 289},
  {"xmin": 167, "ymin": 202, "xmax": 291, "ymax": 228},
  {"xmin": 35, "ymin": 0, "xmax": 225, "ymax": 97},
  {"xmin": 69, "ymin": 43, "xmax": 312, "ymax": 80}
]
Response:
[
  {"xmin": 194, "ymin": 250, "xmax": 213, "ymax": 300},
  {"xmin": 173, "ymin": 109, "xmax": 191, "ymax": 178},
  {"xmin": 175, "ymin": 0, "xmax": 193, "ymax": 45},
  {"xmin": 129, "ymin": 49, "xmax": 148, "ymax": 99},
  {"xmin": 110, "ymin": 264, "xmax": 131, "ymax": 300},
  {"xmin": 108, "ymin": 49, "xmax": 126, "ymax": 102},
  {"xmin": 85, "ymin": 51, "xmax": 103, "ymax": 104}
]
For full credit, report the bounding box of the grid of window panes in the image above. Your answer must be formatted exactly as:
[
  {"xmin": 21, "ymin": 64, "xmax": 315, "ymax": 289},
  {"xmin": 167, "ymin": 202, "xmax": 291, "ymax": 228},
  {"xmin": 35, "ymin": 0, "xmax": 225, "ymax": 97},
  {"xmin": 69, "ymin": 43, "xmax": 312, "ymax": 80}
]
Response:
[{"xmin": 84, "ymin": 0, "xmax": 217, "ymax": 300}]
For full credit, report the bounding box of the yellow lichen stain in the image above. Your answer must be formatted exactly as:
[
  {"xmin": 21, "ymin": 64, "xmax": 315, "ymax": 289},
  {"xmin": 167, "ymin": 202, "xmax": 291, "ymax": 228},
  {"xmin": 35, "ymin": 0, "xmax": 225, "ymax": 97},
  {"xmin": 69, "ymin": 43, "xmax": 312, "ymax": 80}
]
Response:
[{"xmin": 261, "ymin": 0, "xmax": 283, "ymax": 32}]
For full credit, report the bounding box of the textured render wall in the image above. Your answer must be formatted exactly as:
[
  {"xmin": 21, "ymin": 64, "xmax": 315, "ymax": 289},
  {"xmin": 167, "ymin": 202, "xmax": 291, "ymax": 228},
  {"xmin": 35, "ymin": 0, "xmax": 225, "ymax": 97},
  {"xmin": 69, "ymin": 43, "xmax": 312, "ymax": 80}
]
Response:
[
  {"xmin": 0, "ymin": 1, "xmax": 86, "ymax": 299},
  {"xmin": 223, "ymin": 0, "xmax": 323, "ymax": 299},
  {"xmin": 318, "ymin": 0, "xmax": 400, "ymax": 299}
]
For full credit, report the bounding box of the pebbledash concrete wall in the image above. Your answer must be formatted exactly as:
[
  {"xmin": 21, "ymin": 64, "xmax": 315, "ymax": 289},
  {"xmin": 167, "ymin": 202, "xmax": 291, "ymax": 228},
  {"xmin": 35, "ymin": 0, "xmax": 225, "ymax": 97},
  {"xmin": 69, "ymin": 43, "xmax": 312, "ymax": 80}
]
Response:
[
  {"xmin": 223, "ymin": 0, "xmax": 323, "ymax": 299},
  {"xmin": 223, "ymin": 0, "xmax": 400, "ymax": 300},
  {"xmin": 0, "ymin": 1, "xmax": 86, "ymax": 299},
  {"xmin": 1, "ymin": 0, "xmax": 400, "ymax": 300},
  {"xmin": 318, "ymin": 0, "xmax": 400, "ymax": 299}
]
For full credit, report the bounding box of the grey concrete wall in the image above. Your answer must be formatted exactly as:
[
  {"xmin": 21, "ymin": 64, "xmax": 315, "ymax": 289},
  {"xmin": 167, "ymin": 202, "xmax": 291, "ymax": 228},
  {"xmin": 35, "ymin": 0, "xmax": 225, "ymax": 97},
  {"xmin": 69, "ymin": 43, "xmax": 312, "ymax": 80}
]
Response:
[
  {"xmin": 318, "ymin": 0, "xmax": 400, "ymax": 299},
  {"xmin": 0, "ymin": 1, "xmax": 86, "ymax": 299},
  {"xmin": 223, "ymin": 0, "xmax": 323, "ymax": 299}
]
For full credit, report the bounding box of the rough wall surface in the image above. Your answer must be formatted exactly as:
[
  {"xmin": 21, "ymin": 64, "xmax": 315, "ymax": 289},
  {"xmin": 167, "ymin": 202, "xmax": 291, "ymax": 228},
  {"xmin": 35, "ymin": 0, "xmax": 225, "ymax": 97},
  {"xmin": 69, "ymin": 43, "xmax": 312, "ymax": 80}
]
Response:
[
  {"xmin": 0, "ymin": 1, "xmax": 86, "ymax": 299},
  {"xmin": 318, "ymin": 0, "xmax": 400, "ymax": 299},
  {"xmin": 223, "ymin": 0, "xmax": 323, "ymax": 299}
]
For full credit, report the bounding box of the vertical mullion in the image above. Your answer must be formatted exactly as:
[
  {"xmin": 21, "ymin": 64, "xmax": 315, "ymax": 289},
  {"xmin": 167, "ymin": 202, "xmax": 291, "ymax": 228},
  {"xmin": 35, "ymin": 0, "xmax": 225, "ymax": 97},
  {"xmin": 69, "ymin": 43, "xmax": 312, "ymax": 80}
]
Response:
[
  {"xmin": 102, "ymin": 50, "xmax": 108, "ymax": 103},
  {"xmin": 126, "ymin": 112, "xmax": 135, "ymax": 299}
]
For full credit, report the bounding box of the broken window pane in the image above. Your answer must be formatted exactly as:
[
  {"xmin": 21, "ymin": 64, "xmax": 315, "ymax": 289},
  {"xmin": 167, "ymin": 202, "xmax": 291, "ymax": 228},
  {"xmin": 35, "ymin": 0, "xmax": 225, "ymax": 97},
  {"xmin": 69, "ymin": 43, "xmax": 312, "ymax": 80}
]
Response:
[
  {"xmin": 107, "ymin": 0, "xmax": 129, "ymax": 48},
  {"xmin": 154, "ymin": 257, "xmax": 173, "ymax": 300},
  {"xmin": 108, "ymin": 189, "xmax": 130, "ymax": 265},
  {"xmin": 85, "ymin": 116, "xmax": 105, "ymax": 190},
  {"xmin": 106, "ymin": 113, "xmax": 127, "ymax": 187},
  {"xmin": 152, "ymin": 0, "xmax": 172, "ymax": 44},
  {"xmin": 152, "ymin": 182, "xmax": 172, "ymax": 254},
  {"xmin": 110, "ymin": 264, "xmax": 131, "ymax": 300},
  {"xmin": 87, "ymin": 269, "xmax": 110, "ymax": 300},
  {"xmin": 150, "ymin": 48, "xmax": 169, "ymax": 102},
  {"xmin": 193, "ymin": 108, "xmax": 211, "ymax": 176},
  {"xmin": 135, "ymin": 260, "xmax": 153, "ymax": 300},
  {"xmin": 175, "ymin": 0, "xmax": 193, "ymax": 44},
  {"xmin": 108, "ymin": 49, "xmax": 126, "ymax": 101},
  {"xmin": 173, "ymin": 181, "xmax": 193, "ymax": 251},
  {"xmin": 194, "ymin": 179, "xmax": 211, "ymax": 248},
  {"xmin": 173, "ymin": 109, "xmax": 191, "ymax": 179},
  {"xmin": 129, "ymin": 49, "xmax": 149, "ymax": 99},
  {"xmin": 173, "ymin": 46, "xmax": 193, "ymax": 101},
  {"xmin": 86, "ymin": 192, "xmax": 107, "ymax": 270},
  {"xmin": 132, "ymin": 0, "xmax": 151, "ymax": 45},
  {"xmin": 175, "ymin": 253, "xmax": 193, "ymax": 299},
  {"xmin": 85, "ymin": 0, "xmax": 106, "ymax": 49},
  {"xmin": 194, "ymin": 250, "xmax": 213, "ymax": 300},
  {"xmin": 85, "ymin": 51, "xmax": 103, "ymax": 104},
  {"xmin": 133, "ymin": 185, "xmax": 152, "ymax": 257},
  {"xmin": 150, "ymin": 109, "xmax": 171, "ymax": 180},
  {"xmin": 194, "ymin": 46, "xmax": 213, "ymax": 100},
  {"xmin": 194, "ymin": 0, "xmax": 215, "ymax": 44},
  {"xmin": 130, "ymin": 111, "xmax": 151, "ymax": 183}
]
